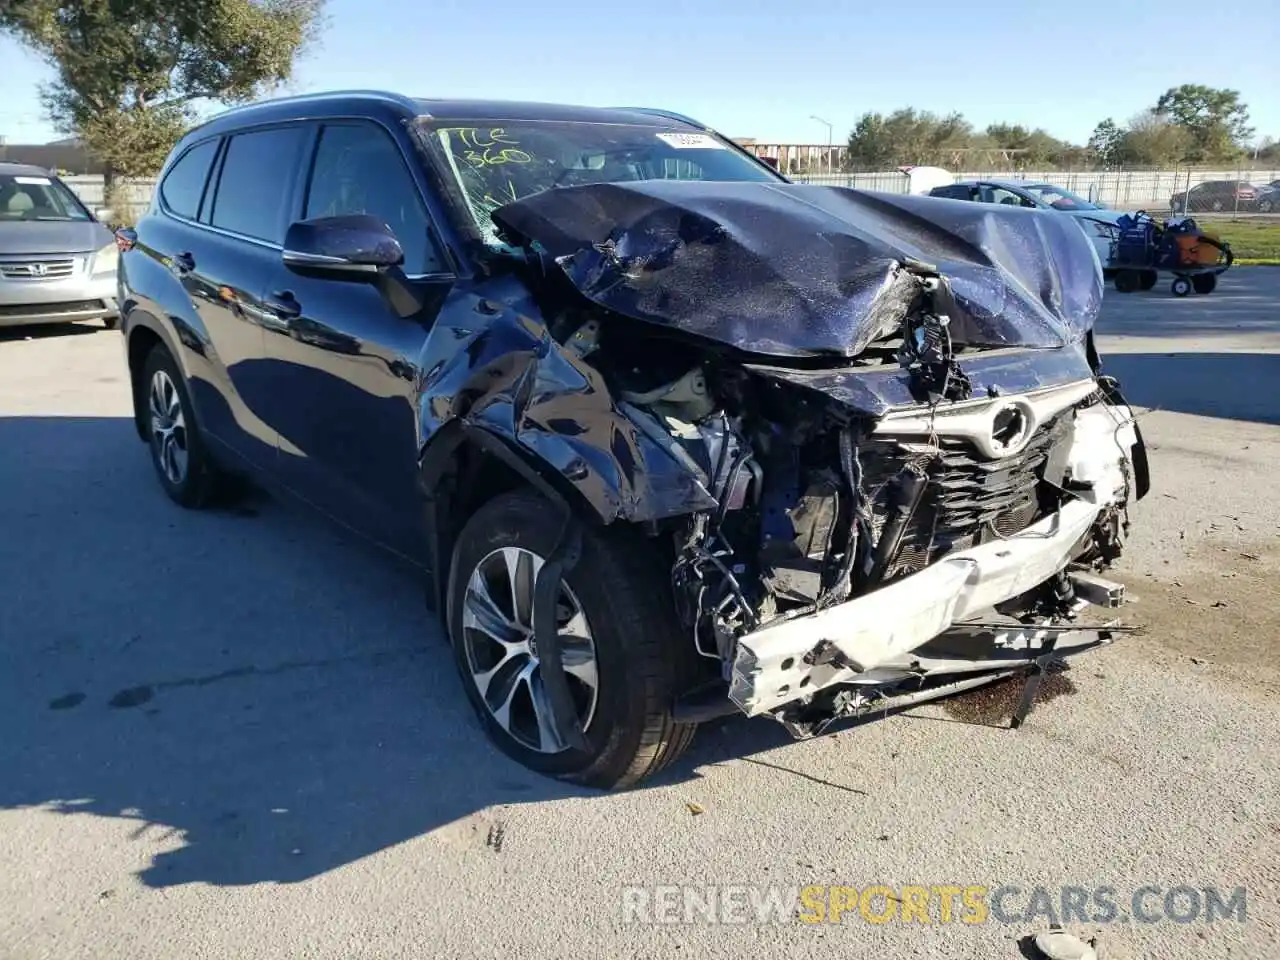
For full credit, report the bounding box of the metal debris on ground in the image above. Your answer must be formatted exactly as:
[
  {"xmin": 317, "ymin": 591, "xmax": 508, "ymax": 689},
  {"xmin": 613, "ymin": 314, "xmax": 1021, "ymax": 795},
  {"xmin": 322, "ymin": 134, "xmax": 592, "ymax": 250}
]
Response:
[{"xmin": 1031, "ymin": 929, "xmax": 1098, "ymax": 960}]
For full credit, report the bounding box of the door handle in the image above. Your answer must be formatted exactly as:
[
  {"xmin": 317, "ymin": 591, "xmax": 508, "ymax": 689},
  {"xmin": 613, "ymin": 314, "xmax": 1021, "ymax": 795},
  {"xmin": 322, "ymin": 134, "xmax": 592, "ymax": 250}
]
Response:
[
  {"xmin": 264, "ymin": 290, "xmax": 302, "ymax": 322},
  {"xmin": 172, "ymin": 251, "xmax": 195, "ymax": 274}
]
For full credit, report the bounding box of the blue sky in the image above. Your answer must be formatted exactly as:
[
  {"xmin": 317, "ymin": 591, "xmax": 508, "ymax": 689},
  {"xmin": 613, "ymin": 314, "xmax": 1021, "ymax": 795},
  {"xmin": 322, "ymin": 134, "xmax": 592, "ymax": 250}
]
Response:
[{"xmin": 1, "ymin": 0, "xmax": 1276, "ymax": 147}]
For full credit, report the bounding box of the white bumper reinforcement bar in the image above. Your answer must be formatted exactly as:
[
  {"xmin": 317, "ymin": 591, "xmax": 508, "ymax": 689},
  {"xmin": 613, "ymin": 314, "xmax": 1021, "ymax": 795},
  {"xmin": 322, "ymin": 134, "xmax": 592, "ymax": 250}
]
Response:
[{"xmin": 728, "ymin": 401, "xmax": 1138, "ymax": 717}]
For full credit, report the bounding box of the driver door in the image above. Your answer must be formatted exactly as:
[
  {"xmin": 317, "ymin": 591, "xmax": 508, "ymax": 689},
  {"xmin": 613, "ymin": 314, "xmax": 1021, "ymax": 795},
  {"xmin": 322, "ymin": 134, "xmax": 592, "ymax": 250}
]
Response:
[
  {"xmin": 261, "ymin": 120, "xmax": 456, "ymax": 558},
  {"xmin": 981, "ymin": 184, "xmax": 1037, "ymax": 208}
]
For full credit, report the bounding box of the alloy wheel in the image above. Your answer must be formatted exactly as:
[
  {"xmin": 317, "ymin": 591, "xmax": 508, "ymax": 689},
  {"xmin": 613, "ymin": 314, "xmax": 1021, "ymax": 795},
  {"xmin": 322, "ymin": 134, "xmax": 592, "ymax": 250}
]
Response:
[
  {"xmin": 148, "ymin": 369, "xmax": 188, "ymax": 486},
  {"xmin": 461, "ymin": 546, "xmax": 599, "ymax": 754}
]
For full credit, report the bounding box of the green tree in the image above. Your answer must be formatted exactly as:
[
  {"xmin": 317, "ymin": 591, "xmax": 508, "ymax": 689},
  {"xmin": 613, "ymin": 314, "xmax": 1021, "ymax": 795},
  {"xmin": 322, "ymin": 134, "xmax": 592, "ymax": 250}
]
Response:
[
  {"xmin": 985, "ymin": 122, "xmax": 1078, "ymax": 167},
  {"xmin": 1153, "ymin": 84, "xmax": 1253, "ymax": 162},
  {"xmin": 0, "ymin": 0, "xmax": 324, "ymax": 202},
  {"xmin": 845, "ymin": 108, "xmax": 974, "ymax": 169},
  {"xmin": 1087, "ymin": 118, "xmax": 1125, "ymax": 167},
  {"xmin": 1118, "ymin": 113, "xmax": 1192, "ymax": 167}
]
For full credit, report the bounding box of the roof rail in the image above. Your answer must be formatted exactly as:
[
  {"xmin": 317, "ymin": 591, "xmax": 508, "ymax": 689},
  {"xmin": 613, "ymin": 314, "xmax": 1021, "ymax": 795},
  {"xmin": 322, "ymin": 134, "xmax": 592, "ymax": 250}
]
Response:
[
  {"xmin": 611, "ymin": 107, "xmax": 707, "ymax": 129},
  {"xmin": 193, "ymin": 89, "xmax": 418, "ymax": 125}
]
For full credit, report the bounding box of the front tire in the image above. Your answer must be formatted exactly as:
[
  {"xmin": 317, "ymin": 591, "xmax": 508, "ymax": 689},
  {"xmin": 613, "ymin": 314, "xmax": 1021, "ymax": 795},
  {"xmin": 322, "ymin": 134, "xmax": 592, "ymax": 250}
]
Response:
[
  {"xmin": 141, "ymin": 345, "xmax": 222, "ymax": 508},
  {"xmin": 447, "ymin": 490, "xmax": 697, "ymax": 789}
]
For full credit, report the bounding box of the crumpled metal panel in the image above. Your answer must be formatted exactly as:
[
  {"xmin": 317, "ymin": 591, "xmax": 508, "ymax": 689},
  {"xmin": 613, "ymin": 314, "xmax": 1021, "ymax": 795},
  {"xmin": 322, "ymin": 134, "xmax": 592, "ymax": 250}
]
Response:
[
  {"xmin": 416, "ymin": 275, "xmax": 719, "ymax": 523},
  {"xmin": 492, "ymin": 181, "xmax": 1104, "ymax": 359},
  {"xmin": 744, "ymin": 340, "xmax": 1098, "ymax": 417}
]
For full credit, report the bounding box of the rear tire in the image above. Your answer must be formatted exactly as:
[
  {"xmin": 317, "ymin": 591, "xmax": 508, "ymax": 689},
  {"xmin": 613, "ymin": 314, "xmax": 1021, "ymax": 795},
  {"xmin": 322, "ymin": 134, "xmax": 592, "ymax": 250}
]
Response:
[
  {"xmin": 447, "ymin": 490, "xmax": 697, "ymax": 789},
  {"xmin": 1113, "ymin": 270, "xmax": 1140, "ymax": 293},
  {"xmin": 1192, "ymin": 273, "xmax": 1217, "ymax": 294},
  {"xmin": 1138, "ymin": 270, "xmax": 1158, "ymax": 291},
  {"xmin": 141, "ymin": 345, "xmax": 223, "ymax": 508}
]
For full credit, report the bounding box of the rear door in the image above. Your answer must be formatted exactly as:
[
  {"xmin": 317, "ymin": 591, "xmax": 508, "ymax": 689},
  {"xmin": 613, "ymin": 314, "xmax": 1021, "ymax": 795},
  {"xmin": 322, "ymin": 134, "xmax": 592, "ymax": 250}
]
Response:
[
  {"xmin": 261, "ymin": 119, "xmax": 456, "ymax": 557},
  {"xmin": 193, "ymin": 123, "xmax": 310, "ymax": 468},
  {"xmin": 146, "ymin": 124, "xmax": 307, "ymax": 468}
]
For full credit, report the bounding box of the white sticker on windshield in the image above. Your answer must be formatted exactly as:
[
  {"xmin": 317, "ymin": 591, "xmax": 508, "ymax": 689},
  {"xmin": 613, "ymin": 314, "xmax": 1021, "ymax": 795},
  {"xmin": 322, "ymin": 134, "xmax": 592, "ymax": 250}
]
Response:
[
  {"xmin": 655, "ymin": 132, "xmax": 725, "ymax": 150},
  {"xmin": 13, "ymin": 176, "xmax": 52, "ymax": 185}
]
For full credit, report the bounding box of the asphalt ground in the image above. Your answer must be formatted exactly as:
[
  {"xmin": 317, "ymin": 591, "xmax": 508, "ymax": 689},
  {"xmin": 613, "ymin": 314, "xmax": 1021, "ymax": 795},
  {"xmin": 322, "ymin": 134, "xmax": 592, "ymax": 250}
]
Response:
[{"xmin": 2, "ymin": 269, "xmax": 1277, "ymax": 960}]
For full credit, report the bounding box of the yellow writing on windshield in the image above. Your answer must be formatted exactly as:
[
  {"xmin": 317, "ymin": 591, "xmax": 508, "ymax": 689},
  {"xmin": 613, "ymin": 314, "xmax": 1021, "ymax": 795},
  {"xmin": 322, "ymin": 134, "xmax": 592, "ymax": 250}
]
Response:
[{"xmin": 438, "ymin": 127, "xmax": 532, "ymax": 168}]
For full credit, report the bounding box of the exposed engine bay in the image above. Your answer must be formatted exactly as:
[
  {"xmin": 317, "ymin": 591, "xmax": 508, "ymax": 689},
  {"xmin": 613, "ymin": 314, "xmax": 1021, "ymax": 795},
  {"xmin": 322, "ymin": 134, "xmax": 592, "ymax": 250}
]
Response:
[{"xmin": 467, "ymin": 181, "xmax": 1151, "ymax": 736}]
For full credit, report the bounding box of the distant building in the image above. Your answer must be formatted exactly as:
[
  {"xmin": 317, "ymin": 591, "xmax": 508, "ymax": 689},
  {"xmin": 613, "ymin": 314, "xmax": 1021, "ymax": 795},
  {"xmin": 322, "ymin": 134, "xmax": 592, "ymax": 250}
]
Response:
[
  {"xmin": 0, "ymin": 138, "xmax": 102, "ymax": 174},
  {"xmin": 736, "ymin": 141, "xmax": 847, "ymax": 175}
]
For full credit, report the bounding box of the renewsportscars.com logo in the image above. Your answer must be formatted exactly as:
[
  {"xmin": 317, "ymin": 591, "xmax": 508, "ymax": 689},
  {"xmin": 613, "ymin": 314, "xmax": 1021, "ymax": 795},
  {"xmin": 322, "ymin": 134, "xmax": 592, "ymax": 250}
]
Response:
[{"xmin": 620, "ymin": 884, "xmax": 1249, "ymax": 926}]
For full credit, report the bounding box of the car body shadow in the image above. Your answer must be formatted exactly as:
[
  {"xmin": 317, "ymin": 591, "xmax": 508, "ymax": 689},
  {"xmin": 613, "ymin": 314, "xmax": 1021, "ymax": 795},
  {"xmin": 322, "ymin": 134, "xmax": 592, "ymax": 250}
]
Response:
[
  {"xmin": 1102, "ymin": 352, "xmax": 1280, "ymax": 425},
  {"xmin": 0, "ymin": 414, "xmax": 806, "ymax": 889},
  {"xmin": 0, "ymin": 321, "xmax": 110, "ymax": 342},
  {"xmin": 1095, "ymin": 268, "xmax": 1280, "ymax": 340}
]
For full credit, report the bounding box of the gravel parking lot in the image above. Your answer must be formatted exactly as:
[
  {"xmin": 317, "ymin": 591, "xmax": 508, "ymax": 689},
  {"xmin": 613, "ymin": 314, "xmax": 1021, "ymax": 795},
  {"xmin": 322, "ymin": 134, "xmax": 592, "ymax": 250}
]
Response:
[{"xmin": 2, "ymin": 270, "xmax": 1278, "ymax": 960}]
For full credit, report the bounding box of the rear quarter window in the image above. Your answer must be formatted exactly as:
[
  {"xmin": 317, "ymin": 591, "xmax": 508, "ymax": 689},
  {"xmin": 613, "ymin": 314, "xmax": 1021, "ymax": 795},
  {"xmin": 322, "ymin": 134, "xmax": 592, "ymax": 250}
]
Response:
[{"xmin": 159, "ymin": 139, "xmax": 219, "ymax": 220}]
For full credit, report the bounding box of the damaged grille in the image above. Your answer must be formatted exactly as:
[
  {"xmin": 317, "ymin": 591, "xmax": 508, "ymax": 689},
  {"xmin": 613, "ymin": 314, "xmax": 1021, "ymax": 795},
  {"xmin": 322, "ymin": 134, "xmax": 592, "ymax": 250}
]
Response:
[{"xmin": 864, "ymin": 412, "xmax": 1071, "ymax": 578}]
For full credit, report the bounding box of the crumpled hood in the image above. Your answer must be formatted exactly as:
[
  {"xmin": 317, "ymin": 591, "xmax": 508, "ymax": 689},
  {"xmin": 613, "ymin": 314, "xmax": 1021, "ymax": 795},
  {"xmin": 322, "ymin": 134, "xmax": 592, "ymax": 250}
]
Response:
[
  {"xmin": 492, "ymin": 181, "xmax": 1103, "ymax": 359},
  {"xmin": 0, "ymin": 219, "xmax": 112, "ymax": 256}
]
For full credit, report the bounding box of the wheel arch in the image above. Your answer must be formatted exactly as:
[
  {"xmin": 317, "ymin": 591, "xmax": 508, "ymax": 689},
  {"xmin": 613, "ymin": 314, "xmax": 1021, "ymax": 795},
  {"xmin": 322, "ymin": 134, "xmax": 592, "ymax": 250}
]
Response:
[
  {"xmin": 125, "ymin": 315, "xmax": 184, "ymax": 442},
  {"xmin": 417, "ymin": 420, "xmax": 611, "ymax": 618}
]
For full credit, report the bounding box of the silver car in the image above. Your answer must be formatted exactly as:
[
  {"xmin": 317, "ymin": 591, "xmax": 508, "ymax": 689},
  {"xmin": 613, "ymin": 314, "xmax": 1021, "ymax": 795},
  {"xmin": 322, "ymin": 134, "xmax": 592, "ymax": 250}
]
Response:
[
  {"xmin": 928, "ymin": 179, "xmax": 1126, "ymax": 276},
  {"xmin": 0, "ymin": 162, "xmax": 119, "ymax": 330}
]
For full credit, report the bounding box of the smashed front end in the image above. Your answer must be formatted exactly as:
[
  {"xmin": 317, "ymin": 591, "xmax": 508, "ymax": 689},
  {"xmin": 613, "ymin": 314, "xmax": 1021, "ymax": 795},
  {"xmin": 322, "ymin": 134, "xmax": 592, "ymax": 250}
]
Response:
[{"xmin": 486, "ymin": 181, "xmax": 1150, "ymax": 736}]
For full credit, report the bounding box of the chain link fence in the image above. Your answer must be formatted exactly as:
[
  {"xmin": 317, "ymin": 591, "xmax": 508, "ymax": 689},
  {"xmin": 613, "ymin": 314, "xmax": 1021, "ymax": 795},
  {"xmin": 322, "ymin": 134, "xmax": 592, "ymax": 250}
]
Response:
[
  {"xmin": 740, "ymin": 145, "xmax": 1280, "ymax": 220},
  {"xmin": 56, "ymin": 163, "xmax": 1280, "ymax": 226}
]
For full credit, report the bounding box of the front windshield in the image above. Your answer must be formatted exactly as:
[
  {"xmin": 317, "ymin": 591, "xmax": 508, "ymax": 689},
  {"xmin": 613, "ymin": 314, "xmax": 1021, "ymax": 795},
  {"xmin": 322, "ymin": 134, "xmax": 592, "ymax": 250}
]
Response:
[
  {"xmin": 0, "ymin": 172, "xmax": 91, "ymax": 222},
  {"xmin": 417, "ymin": 119, "xmax": 779, "ymax": 246},
  {"xmin": 1022, "ymin": 184, "xmax": 1102, "ymax": 211}
]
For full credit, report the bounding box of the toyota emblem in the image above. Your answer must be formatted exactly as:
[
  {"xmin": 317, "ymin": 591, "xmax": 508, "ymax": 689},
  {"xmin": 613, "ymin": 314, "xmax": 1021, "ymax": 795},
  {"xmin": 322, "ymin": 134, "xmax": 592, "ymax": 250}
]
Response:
[{"xmin": 988, "ymin": 401, "xmax": 1034, "ymax": 456}]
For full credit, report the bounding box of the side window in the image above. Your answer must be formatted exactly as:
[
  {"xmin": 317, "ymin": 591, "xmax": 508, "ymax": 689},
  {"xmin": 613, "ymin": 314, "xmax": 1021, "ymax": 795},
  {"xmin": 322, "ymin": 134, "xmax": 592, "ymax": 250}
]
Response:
[
  {"xmin": 210, "ymin": 126, "xmax": 305, "ymax": 243},
  {"xmin": 304, "ymin": 123, "xmax": 447, "ymax": 275},
  {"xmin": 160, "ymin": 139, "xmax": 219, "ymax": 220},
  {"xmin": 987, "ymin": 186, "xmax": 1035, "ymax": 208},
  {"xmin": 936, "ymin": 185, "xmax": 975, "ymax": 201}
]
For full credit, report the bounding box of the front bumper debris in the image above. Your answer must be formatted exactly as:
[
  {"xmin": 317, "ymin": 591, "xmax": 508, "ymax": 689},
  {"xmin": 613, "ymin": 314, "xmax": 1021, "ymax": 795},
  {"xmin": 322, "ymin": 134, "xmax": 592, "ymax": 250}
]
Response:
[{"xmin": 728, "ymin": 400, "xmax": 1141, "ymax": 719}]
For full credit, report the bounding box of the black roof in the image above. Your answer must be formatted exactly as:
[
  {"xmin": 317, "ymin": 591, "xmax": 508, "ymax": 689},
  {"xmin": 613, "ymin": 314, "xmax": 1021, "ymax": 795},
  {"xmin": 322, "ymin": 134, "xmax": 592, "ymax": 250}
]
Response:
[
  {"xmin": 186, "ymin": 90, "xmax": 706, "ymax": 140},
  {"xmin": 945, "ymin": 178, "xmax": 1040, "ymax": 190},
  {"xmin": 0, "ymin": 161, "xmax": 55, "ymax": 177}
]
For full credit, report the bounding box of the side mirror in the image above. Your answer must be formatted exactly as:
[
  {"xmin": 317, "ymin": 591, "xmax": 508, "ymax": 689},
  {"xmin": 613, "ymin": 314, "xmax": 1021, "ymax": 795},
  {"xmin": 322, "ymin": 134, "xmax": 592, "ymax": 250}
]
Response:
[{"xmin": 282, "ymin": 215, "xmax": 404, "ymax": 278}]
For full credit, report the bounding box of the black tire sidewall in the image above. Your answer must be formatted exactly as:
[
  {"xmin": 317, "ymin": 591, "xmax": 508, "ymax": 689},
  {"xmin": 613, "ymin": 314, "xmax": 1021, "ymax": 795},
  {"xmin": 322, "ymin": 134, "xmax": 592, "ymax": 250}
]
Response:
[
  {"xmin": 142, "ymin": 346, "xmax": 210, "ymax": 507},
  {"xmin": 446, "ymin": 491, "xmax": 668, "ymax": 783},
  {"xmin": 1192, "ymin": 274, "xmax": 1217, "ymax": 294}
]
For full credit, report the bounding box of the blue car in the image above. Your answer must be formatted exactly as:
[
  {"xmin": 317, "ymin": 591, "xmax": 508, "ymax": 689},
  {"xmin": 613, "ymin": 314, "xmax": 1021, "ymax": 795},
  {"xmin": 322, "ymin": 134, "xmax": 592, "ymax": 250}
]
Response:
[{"xmin": 929, "ymin": 180, "xmax": 1126, "ymax": 274}]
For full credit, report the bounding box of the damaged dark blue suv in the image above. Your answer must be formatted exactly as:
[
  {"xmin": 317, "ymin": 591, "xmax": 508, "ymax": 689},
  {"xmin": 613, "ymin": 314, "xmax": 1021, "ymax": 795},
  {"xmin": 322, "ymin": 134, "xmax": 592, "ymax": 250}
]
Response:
[{"xmin": 117, "ymin": 91, "xmax": 1149, "ymax": 788}]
